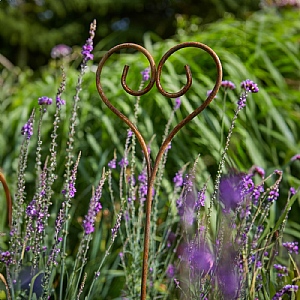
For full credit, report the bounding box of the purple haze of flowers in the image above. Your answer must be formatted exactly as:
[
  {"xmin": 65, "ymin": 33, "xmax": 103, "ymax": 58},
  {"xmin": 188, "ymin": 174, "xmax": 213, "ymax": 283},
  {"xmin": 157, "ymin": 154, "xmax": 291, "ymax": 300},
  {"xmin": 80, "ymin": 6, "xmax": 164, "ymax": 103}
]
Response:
[
  {"xmin": 241, "ymin": 79, "xmax": 259, "ymax": 93},
  {"xmin": 21, "ymin": 113, "xmax": 34, "ymax": 140},
  {"xmin": 221, "ymin": 80, "xmax": 236, "ymax": 90},
  {"xmin": 183, "ymin": 241, "xmax": 214, "ymax": 276},
  {"xmin": 118, "ymin": 157, "xmax": 129, "ymax": 168},
  {"xmin": 81, "ymin": 20, "xmax": 96, "ymax": 62},
  {"xmin": 219, "ymin": 173, "xmax": 246, "ymax": 211},
  {"xmin": 217, "ymin": 266, "xmax": 240, "ymax": 299},
  {"xmin": 38, "ymin": 96, "xmax": 53, "ymax": 105},
  {"xmin": 51, "ymin": 44, "xmax": 72, "ymax": 59}
]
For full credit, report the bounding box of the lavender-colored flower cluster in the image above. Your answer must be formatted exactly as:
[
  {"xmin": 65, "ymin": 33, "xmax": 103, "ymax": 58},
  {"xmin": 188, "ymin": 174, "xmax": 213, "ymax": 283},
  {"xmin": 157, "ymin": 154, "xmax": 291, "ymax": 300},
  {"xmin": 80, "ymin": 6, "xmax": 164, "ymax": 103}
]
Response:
[
  {"xmin": 141, "ymin": 67, "xmax": 150, "ymax": 81},
  {"xmin": 282, "ymin": 241, "xmax": 298, "ymax": 254},
  {"xmin": 221, "ymin": 80, "xmax": 236, "ymax": 90},
  {"xmin": 241, "ymin": 79, "xmax": 259, "ymax": 93},
  {"xmin": 272, "ymin": 285, "xmax": 299, "ymax": 300},
  {"xmin": 38, "ymin": 96, "xmax": 53, "ymax": 105},
  {"xmin": 81, "ymin": 20, "xmax": 96, "ymax": 62},
  {"xmin": 21, "ymin": 114, "xmax": 34, "ymax": 140},
  {"xmin": 51, "ymin": 44, "xmax": 72, "ymax": 59}
]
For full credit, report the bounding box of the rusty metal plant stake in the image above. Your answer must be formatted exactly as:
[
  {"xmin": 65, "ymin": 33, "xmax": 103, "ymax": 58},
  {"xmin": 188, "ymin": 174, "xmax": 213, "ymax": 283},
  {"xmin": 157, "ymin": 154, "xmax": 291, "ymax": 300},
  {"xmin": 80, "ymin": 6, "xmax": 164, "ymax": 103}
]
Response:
[{"xmin": 96, "ymin": 42, "xmax": 222, "ymax": 300}]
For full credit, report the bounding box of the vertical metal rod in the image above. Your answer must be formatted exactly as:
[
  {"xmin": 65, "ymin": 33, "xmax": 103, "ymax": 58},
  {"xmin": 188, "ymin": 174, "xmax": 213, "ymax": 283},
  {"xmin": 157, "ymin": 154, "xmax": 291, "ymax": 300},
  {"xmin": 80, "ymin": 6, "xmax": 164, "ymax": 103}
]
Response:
[{"xmin": 95, "ymin": 42, "xmax": 223, "ymax": 300}]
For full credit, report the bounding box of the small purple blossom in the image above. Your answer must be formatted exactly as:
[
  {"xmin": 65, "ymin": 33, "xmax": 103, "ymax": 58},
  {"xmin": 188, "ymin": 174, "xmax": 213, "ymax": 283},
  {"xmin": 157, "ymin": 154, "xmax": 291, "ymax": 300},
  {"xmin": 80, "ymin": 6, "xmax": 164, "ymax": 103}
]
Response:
[
  {"xmin": 118, "ymin": 157, "xmax": 129, "ymax": 168},
  {"xmin": 237, "ymin": 93, "xmax": 247, "ymax": 109},
  {"xmin": 51, "ymin": 44, "xmax": 72, "ymax": 59},
  {"xmin": 221, "ymin": 80, "xmax": 236, "ymax": 90},
  {"xmin": 241, "ymin": 79, "xmax": 259, "ymax": 93},
  {"xmin": 21, "ymin": 111, "xmax": 34, "ymax": 139},
  {"xmin": 141, "ymin": 67, "xmax": 150, "ymax": 81},
  {"xmin": 274, "ymin": 264, "xmax": 288, "ymax": 277},
  {"xmin": 56, "ymin": 96, "xmax": 66, "ymax": 107},
  {"xmin": 196, "ymin": 189, "xmax": 206, "ymax": 208},
  {"xmin": 267, "ymin": 188, "xmax": 279, "ymax": 202},
  {"xmin": 108, "ymin": 158, "xmax": 117, "ymax": 169},
  {"xmin": 291, "ymin": 153, "xmax": 300, "ymax": 161},
  {"xmin": 173, "ymin": 171, "xmax": 183, "ymax": 188},
  {"xmin": 289, "ymin": 187, "xmax": 296, "ymax": 195},
  {"xmin": 249, "ymin": 165, "xmax": 265, "ymax": 178},
  {"xmin": 38, "ymin": 96, "xmax": 53, "ymax": 105},
  {"xmin": 174, "ymin": 97, "xmax": 181, "ymax": 110},
  {"xmin": 282, "ymin": 241, "xmax": 298, "ymax": 254},
  {"xmin": 166, "ymin": 264, "xmax": 176, "ymax": 278}
]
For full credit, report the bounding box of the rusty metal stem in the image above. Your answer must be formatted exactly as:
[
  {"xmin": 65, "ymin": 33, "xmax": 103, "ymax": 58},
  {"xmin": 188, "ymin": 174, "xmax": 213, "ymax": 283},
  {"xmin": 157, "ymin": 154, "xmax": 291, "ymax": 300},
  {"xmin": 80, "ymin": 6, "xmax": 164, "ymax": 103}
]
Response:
[
  {"xmin": 0, "ymin": 171, "xmax": 12, "ymax": 229},
  {"xmin": 96, "ymin": 42, "xmax": 222, "ymax": 300}
]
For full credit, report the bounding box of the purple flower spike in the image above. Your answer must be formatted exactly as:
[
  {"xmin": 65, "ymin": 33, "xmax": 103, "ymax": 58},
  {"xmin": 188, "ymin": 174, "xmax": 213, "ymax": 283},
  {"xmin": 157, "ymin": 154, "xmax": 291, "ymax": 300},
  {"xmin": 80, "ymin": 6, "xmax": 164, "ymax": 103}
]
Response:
[
  {"xmin": 38, "ymin": 96, "xmax": 53, "ymax": 105},
  {"xmin": 81, "ymin": 20, "xmax": 96, "ymax": 62},
  {"xmin": 282, "ymin": 241, "xmax": 298, "ymax": 254},
  {"xmin": 21, "ymin": 116, "xmax": 34, "ymax": 140},
  {"xmin": 173, "ymin": 171, "xmax": 183, "ymax": 188},
  {"xmin": 221, "ymin": 80, "xmax": 236, "ymax": 90},
  {"xmin": 241, "ymin": 79, "xmax": 259, "ymax": 93}
]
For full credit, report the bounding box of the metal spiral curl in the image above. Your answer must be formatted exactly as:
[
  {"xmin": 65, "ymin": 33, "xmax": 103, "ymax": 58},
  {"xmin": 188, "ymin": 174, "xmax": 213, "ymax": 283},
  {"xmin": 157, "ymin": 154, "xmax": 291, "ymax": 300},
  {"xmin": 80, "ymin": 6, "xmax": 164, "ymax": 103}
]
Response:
[{"xmin": 95, "ymin": 41, "xmax": 223, "ymax": 300}]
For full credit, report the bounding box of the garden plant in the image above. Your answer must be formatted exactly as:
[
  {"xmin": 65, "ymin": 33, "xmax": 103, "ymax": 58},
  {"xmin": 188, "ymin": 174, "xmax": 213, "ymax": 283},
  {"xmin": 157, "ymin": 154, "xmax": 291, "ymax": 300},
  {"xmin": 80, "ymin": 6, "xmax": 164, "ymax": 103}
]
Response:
[{"xmin": 0, "ymin": 2, "xmax": 300, "ymax": 299}]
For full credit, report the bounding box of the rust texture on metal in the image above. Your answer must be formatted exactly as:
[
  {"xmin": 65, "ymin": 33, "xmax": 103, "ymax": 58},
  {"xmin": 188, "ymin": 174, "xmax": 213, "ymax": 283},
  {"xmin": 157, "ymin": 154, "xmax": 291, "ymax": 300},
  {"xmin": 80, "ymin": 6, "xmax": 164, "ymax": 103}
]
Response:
[{"xmin": 95, "ymin": 42, "xmax": 223, "ymax": 300}]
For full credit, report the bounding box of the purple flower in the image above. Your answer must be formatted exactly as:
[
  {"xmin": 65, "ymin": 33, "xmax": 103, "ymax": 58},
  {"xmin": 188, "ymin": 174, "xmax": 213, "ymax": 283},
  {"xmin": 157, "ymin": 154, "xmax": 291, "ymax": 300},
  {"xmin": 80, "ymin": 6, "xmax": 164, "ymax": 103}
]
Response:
[
  {"xmin": 174, "ymin": 97, "xmax": 181, "ymax": 110},
  {"xmin": 82, "ymin": 178, "xmax": 104, "ymax": 235},
  {"xmin": 289, "ymin": 187, "xmax": 296, "ymax": 195},
  {"xmin": 81, "ymin": 20, "xmax": 96, "ymax": 62},
  {"xmin": 219, "ymin": 173, "xmax": 245, "ymax": 211},
  {"xmin": 221, "ymin": 80, "xmax": 236, "ymax": 90},
  {"xmin": 196, "ymin": 189, "xmax": 206, "ymax": 208},
  {"xmin": 141, "ymin": 67, "xmax": 150, "ymax": 81},
  {"xmin": 272, "ymin": 285, "xmax": 299, "ymax": 300},
  {"xmin": 249, "ymin": 165, "xmax": 265, "ymax": 178},
  {"xmin": 267, "ymin": 188, "xmax": 279, "ymax": 202},
  {"xmin": 38, "ymin": 96, "xmax": 53, "ymax": 105},
  {"xmin": 51, "ymin": 44, "xmax": 72, "ymax": 59},
  {"xmin": 274, "ymin": 264, "xmax": 288, "ymax": 277},
  {"xmin": 56, "ymin": 96, "xmax": 66, "ymax": 107},
  {"xmin": 182, "ymin": 242, "xmax": 214, "ymax": 276},
  {"xmin": 21, "ymin": 115, "xmax": 34, "ymax": 140},
  {"xmin": 282, "ymin": 241, "xmax": 298, "ymax": 254},
  {"xmin": 108, "ymin": 158, "xmax": 117, "ymax": 169},
  {"xmin": 237, "ymin": 93, "xmax": 247, "ymax": 109},
  {"xmin": 291, "ymin": 154, "xmax": 300, "ymax": 161},
  {"xmin": 166, "ymin": 264, "xmax": 176, "ymax": 278},
  {"xmin": 173, "ymin": 171, "xmax": 183, "ymax": 188},
  {"xmin": 240, "ymin": 79, "xmax": 259, "ymax": 93},
  {"xmin": 118, "ymin": 157, "xmax": 128, "ymax": 168}
]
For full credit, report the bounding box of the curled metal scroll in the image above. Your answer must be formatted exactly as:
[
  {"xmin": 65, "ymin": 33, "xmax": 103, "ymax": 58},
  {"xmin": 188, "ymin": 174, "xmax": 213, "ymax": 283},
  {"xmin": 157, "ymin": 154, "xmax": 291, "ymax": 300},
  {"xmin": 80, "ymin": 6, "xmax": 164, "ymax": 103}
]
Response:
[{"xmin": 96, "ymin": 42, "xmax": 222, "ymax": 300}]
